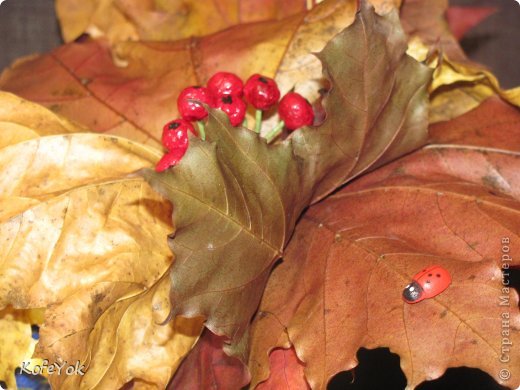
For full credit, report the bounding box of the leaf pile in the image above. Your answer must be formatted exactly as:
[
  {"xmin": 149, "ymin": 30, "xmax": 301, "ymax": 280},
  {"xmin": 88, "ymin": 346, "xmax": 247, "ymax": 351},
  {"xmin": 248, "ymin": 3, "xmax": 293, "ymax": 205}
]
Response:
[
  {"xmin": 0, "ymin": 0, "xmax": 519, "ymax": 389},
  {"xmin": 140, "ymin": 2, "xmax": 431, "ymax": 344}
]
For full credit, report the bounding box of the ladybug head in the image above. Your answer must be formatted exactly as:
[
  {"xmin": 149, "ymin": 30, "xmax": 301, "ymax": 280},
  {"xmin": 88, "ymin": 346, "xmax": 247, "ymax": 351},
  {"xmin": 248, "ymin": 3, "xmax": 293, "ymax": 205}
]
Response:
[{"xmin": 402, "ymin": 281, "xmax": 423, "ymax": 303}]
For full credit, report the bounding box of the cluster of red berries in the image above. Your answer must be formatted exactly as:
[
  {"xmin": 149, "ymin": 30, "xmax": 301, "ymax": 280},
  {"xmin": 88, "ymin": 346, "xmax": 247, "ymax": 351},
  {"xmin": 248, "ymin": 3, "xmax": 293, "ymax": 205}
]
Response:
[{"xmin": 156, "ymin": 72, "xmax": 315, "ymax": 172}]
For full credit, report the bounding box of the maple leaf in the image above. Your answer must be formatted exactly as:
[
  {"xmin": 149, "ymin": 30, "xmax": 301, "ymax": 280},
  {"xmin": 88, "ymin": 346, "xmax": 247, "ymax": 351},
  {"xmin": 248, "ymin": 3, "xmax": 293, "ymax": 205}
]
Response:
[
  {"xmin": 247, "ymin": 98, "xmax": 520, "ymax": 389},
  {"xmin": 141, "ymin": 2, "xmax": 430, "ymax": 345},
  {"xmin": 0, "ymin": 92, "xmax": 203, "ymax": 388}
]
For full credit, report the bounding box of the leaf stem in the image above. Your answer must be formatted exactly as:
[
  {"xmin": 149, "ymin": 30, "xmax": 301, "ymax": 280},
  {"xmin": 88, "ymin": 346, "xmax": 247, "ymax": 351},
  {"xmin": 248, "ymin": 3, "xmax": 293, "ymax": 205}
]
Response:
[
  {"xmin": 196, "ymin": 121, "xmax": 206, "ymax": 141},
  {"xmin": 254, "ymin": 110, "xmax": 263, "ymax": 134},
  {"xmin": 265, "ymin": 121, "xmax": 285, "ymax": 144}
]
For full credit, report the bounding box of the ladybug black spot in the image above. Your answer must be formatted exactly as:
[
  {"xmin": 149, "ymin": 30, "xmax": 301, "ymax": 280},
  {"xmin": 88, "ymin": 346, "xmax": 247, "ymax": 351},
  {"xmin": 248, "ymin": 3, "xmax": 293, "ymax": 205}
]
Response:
[
  {"xmin": 168, "ymin": 122, "xmax": 180, "ymax": 130},
  {"xmin": 428, "ymin": 273, "xmax": 432, "ymax": 277},
  {"xmin": 193, "ymin": 86, "xmax": 201, "ymax": 89},
  {"xmin": 258, "ymin": 76, "xmax": 268, "ymax": 84},
  {"xmin": 436, "ymin": 274, "xmax": 441, "ymax": 277},
  {"xmin": 222, "ymin": 95, "xmax": 233, "ymax": 104}
]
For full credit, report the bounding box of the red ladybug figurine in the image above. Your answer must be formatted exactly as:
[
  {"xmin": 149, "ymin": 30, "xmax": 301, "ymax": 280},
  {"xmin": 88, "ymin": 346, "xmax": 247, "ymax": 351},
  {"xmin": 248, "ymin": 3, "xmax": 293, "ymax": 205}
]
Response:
[{"xmin": 402, "ymin": 265, "xmax": 451, "ymax": 303}]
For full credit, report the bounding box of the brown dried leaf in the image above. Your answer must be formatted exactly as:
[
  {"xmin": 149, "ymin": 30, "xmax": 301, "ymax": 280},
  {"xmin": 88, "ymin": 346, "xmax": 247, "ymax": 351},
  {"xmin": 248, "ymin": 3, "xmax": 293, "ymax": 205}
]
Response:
[
  {"xmin": 0, "ymin": 117, "xmax": 202, "ymax": 387},
  {"xmin": 248, "ymin": 116, "xmax": 520, "ymax": 388}
]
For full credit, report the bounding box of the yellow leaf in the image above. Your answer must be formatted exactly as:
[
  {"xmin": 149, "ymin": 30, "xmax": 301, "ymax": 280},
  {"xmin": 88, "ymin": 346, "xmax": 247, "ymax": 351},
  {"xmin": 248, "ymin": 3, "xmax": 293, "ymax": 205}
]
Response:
[
  {"xmin": 0, "ymin": 98, "xmax": 203, "ymax": 388},
  {"xmin": 0, "ymin": 91, "xmax": 84, "ymax": 150},
  {"xmin": 406, "ymin": 40, "xmax": 520, "ymax": 123}
]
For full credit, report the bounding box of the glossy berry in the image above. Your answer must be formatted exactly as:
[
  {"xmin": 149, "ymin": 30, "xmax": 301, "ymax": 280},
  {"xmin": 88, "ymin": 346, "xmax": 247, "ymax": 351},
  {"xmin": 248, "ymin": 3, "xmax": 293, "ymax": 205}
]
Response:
[
  {"xmin": 244, "ymin": 74, "xmax": 280, "ymax": 110},
  {"xmin": 155, "ymin": 148, "xmax": 188, "ymax": 172},
  {"xmin": 177, "ymin": 86, "xmax": 213, "ymax": 121},
  {"xmin": 161, "ymin": 119, "xmax": 195, "ymax": 151},
  {"xmin": 215, "ymin": 95, "xmax": 247, "ymax": 127},
  {"xmin": 278, "ymin": 92, "xmax": 314, "ymax": 130},
  {"xmin": 402, "ymin": 265, "xmax": 452, "ymax": 304},
  {"xmin": 207, "ymin": 72, "xmax": 243, "ymax": 98}
]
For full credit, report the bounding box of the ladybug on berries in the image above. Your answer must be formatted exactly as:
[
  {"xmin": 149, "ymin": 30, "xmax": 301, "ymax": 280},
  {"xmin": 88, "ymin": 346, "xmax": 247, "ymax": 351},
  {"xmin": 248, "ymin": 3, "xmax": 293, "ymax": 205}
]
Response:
[
  {"xmin": 402, "ymin": 265, "xmax": 452, "ymax": 303},
  {"xmin": 214, "ymin": 95, "xmax": 247, "ymax": 127},
  {"xmin": 207, "ymin": 72, "xmax": 244, "ymax": 98}
]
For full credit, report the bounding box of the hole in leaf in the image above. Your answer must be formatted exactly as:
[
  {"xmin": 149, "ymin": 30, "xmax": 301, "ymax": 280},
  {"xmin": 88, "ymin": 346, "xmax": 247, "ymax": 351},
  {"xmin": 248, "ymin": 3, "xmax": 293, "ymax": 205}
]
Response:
[
  {"xmin": 327, "ymin": 349, "xmax": 510, "ymax": 389},
  {"xmin": 327, "ymin": 348, "xmax": 406, "ymax": 390}
]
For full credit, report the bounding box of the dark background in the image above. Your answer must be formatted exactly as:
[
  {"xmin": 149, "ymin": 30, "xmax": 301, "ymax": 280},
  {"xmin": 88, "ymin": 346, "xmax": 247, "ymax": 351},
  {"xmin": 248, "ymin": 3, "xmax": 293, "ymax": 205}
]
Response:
[{"xmin": 0, "ymin": 1, "xmax": 518, "ymax": 390}]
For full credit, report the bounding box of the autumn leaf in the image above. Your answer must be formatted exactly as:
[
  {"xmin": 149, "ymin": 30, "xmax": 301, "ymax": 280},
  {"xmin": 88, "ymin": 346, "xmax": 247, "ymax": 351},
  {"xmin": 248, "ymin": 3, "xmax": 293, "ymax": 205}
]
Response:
[
  {"xmin": 141, "ymin": 2, "xmax": 430, "ymax": 345},
  {"xmin": 430, "ymin": 96, "xmax": 520, "ymax": 151},
  {"xmin": 168, "ymin": 330, "xmax": 250, "ymax": 390},
  {"xmin": 247, "ymin": 102, "xmax": 520, "ymax": 389},
  {"xmin": 0, "ymin": 100, "xmax": 203, "ymax": 388},
  {"xmin": 401, "ymin": 0, "xmax": 520, "ymax": 123},
  {"xmin": 0, "ymin": 91, "xmax": 84, "ymax": 149},
  {"xmin": 0, "ymin": 0, "xmax": 400, "ymax": 146},
  {"xmin": 55, "ymin": 0, "xmax": 308, "ymax": 45}
]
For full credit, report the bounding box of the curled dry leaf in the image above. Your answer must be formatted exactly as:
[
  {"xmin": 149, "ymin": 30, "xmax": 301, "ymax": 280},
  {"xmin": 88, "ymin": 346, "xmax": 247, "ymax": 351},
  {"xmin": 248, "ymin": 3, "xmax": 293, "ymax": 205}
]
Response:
[
  {"xmin": 0, "ymin": 105, "xmax": 203, "ymax": 388},
  {"xmin": 248, "ymin": 100, "xmax": 520, "ymax": 389},
  {"xmin": 56, "ymin": 0, "xmax": 307, "ymax": 44},
  {"xmin": 168, "ymin": 330, "xmax": 250, "ymax": 390},
  {"xmin": 141, "ymin": 2, "xmax": 430, "ymax": 346},
  {"xmin": 1, "ymin": 0, "xmax": 400, "ymax": 145},
  {"xmin": 428, "ymin": 56, "xmax": 520, "ymax": 124},
  {"xmin": 401, "ymin": 0, "xmax": 520, "ymax": 123}
]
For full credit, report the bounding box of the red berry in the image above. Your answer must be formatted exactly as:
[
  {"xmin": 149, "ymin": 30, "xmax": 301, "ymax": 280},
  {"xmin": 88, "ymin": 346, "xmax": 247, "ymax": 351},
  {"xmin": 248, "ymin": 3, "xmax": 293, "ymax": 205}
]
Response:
[
  {"xmin": 155, "ymin": 148, "xmax": 188, "ymax": 172},
  {"xmin": 207, "ymin": 72, "xmax": 243, "ymax": 98},
  {"xmin": 244, "ymin": 74, "xmax": 280, "ymax": 110},
  {"xmin": 177, "ymin": 86, "xmax": 213, "ymax": 121},
  {"xmin": 215, "ymin": 95, "xmax": 247, "ymax": 127},
  {"xmin": 161, "ymin": 119, "xmax": 195, "ymax": 151},
  {"xmin": 278, "ymin": 92, "xmax": 314, "ymax": 130}
]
